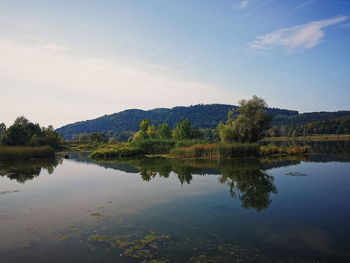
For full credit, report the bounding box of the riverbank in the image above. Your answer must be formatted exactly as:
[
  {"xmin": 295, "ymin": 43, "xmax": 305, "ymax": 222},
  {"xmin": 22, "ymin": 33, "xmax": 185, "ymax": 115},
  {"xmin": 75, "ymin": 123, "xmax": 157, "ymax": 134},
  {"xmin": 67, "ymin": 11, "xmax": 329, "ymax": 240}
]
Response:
[
  {"xmin": 263, "ymin": 134, "xmax": 350, "ymax": 141},
  {"xmin": 89, "ymin": 142, "xmax": 310, "ymax": 160}
]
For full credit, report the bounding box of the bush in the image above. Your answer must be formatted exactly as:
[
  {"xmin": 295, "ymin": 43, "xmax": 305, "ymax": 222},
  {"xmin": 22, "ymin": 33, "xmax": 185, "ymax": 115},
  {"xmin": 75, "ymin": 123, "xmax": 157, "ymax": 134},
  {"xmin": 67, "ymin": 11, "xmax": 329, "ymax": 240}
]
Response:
[
  {"xmin": 0, "ymin": 146, "xmax": 55, "ymax": 160},
  {"xmin": 90, "ymin": 146, "xmax": 145, "ymax": 159}
]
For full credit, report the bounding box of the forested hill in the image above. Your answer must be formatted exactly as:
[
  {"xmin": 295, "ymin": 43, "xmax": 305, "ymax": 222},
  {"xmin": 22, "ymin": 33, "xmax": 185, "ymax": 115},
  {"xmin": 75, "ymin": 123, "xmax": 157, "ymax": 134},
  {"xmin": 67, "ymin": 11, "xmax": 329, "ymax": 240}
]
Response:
[{"xmin": 56, "ymin": 104, "xmax": 298, "ymax": 139}]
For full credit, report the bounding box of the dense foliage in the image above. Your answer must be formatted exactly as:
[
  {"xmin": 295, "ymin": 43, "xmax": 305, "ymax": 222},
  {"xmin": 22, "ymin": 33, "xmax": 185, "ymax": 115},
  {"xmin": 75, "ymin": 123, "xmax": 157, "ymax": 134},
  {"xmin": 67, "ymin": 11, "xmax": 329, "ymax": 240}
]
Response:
[
  {"xmin": 0, "ymin": 116, "xmax": 63, "ymax": 149},
  {"xmin": 219, "ymin": 96, "xmax": 271, "ymax": 143},
  {"xmin": 266, "ymin": 115, "xmax": 350, "ymax": 137}
]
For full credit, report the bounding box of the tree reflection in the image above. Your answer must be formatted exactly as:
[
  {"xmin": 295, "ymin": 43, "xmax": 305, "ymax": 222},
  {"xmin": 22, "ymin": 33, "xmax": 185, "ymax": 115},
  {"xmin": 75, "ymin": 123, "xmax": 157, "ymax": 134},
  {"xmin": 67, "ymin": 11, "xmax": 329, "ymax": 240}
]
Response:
[
  {"xmin": 0, "ymin": 158, "xmax": 61, "ymax": 183},
  {"xmin": 86, "ymin": 157, "xmax": 292, "ymax": 211},
  {"xmin": 218, "ymin": 160, "xmax": 277, "ymax": 211}
]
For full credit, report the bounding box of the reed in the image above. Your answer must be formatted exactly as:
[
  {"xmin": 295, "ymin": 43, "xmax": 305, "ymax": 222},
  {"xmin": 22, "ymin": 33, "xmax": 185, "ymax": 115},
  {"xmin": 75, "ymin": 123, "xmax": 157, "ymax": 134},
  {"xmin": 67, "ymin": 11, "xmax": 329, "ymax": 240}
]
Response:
[
  {"xmin": 170, "ymin": 143, "xmax": 260, "ymax": 159},
  {"xmin": 259, "ymin": 145, "xmax": 310, "ymax": 155},
  {"xmin": 0, "ymin": 146, "xmax": 55, "ymax": 160}
]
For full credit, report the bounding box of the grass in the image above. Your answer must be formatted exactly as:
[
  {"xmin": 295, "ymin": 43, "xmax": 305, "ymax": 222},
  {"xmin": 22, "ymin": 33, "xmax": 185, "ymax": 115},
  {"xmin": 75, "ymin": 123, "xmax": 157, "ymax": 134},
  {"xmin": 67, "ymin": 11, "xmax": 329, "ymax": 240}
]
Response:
[
  {"xmin": 260, "ymin": 145, "xmax": 310, "ymax": 155},
  {"xmin": 131, "ymin": 139, "xmax": 176, "ymax": 154},
  {"xmin": 90, "ymin": 145, "xmax": 145, "ymax": 159},
  {"xmin": 0, "ymin": 146, "xmax": 55, "ymax": 160}
]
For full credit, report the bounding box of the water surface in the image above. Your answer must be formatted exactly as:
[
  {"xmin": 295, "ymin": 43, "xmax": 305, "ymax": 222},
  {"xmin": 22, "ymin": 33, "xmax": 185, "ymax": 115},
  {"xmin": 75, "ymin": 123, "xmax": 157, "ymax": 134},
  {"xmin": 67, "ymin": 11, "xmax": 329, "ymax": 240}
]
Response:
[{"xmin": 1, "ymin": 148, "xmax": 350, "ymax": 262}]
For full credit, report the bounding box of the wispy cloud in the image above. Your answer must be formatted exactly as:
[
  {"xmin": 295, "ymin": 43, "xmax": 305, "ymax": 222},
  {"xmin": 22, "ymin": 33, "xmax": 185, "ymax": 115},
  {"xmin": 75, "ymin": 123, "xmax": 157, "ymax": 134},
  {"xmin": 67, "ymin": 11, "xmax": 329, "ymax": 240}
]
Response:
[
  {"xmin": 233, "ymin": 0, "xmax": 273, "ymax": 22},
  {"xmin": 248, "ymin": 16, "xmax": 348, "ymax": 52},
  {"xmin": 40, "ymin": 44, "xmax": 70, "ymax": 53},
  {"xmin": 235, "ymin": 0, "xmax": 251, "ymax": 9},
  {"xmin": 294, "ymin": 0, "xmax": 316, "ymax": 10},
  {"xmin": 144, "ymin": 42, "xmax": 171, "ymax": 62},
  {"xmin": 176, "ymin": 51, "xmax": 205, "ymax": 67}
]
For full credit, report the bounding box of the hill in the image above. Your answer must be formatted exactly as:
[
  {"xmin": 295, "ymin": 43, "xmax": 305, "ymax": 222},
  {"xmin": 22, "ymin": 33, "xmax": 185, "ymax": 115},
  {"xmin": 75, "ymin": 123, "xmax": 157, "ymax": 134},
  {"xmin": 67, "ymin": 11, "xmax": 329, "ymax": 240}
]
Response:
[
  {"xmin": 56, "ymin": 104, "xmax": 298, "ymax": 139},
  {"xmin": 56, "ymin": 104, "xmax": 350, "ymax": 140}
]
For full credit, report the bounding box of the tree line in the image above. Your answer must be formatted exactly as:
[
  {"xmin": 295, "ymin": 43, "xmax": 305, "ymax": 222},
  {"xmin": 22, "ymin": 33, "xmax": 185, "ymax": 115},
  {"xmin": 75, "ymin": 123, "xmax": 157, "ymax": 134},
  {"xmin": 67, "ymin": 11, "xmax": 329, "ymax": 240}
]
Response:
[
  {"xmin": 128, "ymin": 96, "xmax": 271, "ymax": 144},
  {"xmin": 0, "ymin": 116, "xmax": 63, "ymax": 149},
  {"xmin": 265, "ymin": 115, "xmax": 350, "ymax": 137}
]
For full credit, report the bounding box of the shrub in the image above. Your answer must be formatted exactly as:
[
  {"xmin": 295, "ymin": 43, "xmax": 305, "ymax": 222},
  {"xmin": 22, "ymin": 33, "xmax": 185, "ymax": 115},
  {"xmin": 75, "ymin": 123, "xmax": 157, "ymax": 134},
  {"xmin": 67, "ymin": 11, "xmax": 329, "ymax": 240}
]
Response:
[{"xmin": 90, "ymin": 146, "xmax": 145, "ymax": 159}]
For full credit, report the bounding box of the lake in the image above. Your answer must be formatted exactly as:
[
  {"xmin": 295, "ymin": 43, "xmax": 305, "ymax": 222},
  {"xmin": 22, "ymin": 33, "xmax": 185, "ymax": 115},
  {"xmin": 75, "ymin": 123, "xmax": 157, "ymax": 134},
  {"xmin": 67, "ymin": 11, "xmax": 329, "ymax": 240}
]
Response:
[{"xmin": 1, "ymin": 143, "xmax": 350, "ymax": 262}]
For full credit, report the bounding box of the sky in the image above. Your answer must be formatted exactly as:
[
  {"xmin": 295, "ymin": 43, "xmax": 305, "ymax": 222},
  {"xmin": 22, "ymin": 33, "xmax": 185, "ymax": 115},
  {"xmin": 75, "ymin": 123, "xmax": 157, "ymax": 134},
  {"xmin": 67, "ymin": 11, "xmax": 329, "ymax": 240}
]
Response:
[{"xmin": 0, "ymin": 0, "xmax": 349, "ymax": 128}]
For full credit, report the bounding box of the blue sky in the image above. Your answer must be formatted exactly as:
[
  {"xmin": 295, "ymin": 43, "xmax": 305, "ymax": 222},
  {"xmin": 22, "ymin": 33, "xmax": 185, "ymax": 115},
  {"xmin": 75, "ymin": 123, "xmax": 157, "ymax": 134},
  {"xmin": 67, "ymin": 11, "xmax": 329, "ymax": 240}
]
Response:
[{"xmin": 0, "ymin": 0, "xmax": 349, "ymax": 127}]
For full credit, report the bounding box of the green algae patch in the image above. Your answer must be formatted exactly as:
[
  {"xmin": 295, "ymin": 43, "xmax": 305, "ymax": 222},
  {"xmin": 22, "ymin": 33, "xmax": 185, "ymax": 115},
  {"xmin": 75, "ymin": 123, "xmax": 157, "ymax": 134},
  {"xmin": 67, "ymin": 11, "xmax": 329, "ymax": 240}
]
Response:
[
  {"xmin": 144, "ymin": 260, "xmax": 169, "ymax": 263},
  {"xmin": 88, "ymin": 234, "xmax": 112, "ymax": 242},
  {"xmin": 89, "ymin": 212, "xmax": 103, "ymax": 219},
  {"xmin": 84, "ymin": 230, "xmax": 170, "ymax": 261},
  {"xmin": 59, "ymin": 234, "xmax": 71, "ymax": 241},
  {"xmin": 190, "ymin": 254, "xmax": 217, "ymax": 263}
]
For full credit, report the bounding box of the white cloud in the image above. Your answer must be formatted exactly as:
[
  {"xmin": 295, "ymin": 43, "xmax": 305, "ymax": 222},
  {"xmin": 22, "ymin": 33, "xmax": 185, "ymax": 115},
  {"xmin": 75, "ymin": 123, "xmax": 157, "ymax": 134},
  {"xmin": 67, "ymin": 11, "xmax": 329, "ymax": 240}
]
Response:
[
  {"xmin": 176, "ymin": 51, "xmax": 205, "ymax": 67},
  {"xmin": 234, "ymin": 0, "xmax": 252, "ymax": 9},
  {"xmin": 0, "ymin": 37, "xmax": 244, "ymax": 127},
  {"xmin": 40, "ymin": 44, "xmax": 70, "ymax": 53},
  {"xmin": 248, "ymin": 16, "xmax": 348, "ymax": 52},
  {"xmin": 294, "ymin": 0, "xmax": 316, "ymax": 10}
]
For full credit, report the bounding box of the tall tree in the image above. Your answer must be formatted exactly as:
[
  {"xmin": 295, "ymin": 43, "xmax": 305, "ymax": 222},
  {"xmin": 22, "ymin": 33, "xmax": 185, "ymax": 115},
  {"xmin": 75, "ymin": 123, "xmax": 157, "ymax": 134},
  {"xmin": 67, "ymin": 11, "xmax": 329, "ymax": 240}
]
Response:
[
  {"xmin": 219, "ymin": 96, "xmax": 271, "ymax": 143},
  {"xmin": 146, "ymin": 125, "xmax": 158, "ymax": 139},
  {"xmin": 158, "ymin": 123, "xmax": 171, "ymax": 139},
  {"xmin": 132, "ymin": 119, "xmax": 151, "ymax": 141},
  {"xmin": 172, "ymin": 119, "xmax": 192, "ymax": 140}
]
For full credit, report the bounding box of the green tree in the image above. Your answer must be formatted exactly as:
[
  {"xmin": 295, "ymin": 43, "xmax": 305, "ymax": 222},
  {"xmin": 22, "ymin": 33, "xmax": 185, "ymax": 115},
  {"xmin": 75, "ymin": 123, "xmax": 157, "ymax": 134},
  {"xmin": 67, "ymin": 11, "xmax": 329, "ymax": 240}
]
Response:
[
  {"xmin": 132, "ymin": 120, "xmax": 151, "ymax": 141},
  {"xmin": 172, "ymin": 119, "xmax": 192, "ymax": 140},
  {"xmin": 1, "ymin": 116, "xmax": 62, "ymax": 148},
  {"xmin": 146, "ymin": 125, "xmax": 158, "ymax": 139},
  {"xmin": 158, "ymin": 123, "xmax": 171, "ymax": 139},
  {"xmin": 89, "ymin": 132, "xmax": 107, "ymax": 143},
  {"xmin": 219, "ymin": 96, "xmax": 271, "ymax": 143},
  {"xmin": 40, "ymin": 125, "xmax": 63, "ymax": 148},
  {"xmin": 0, "ymin": 123, "xmax": 6, "ymax": 144},
  {"xmin": 2, "ymin": 116, "xmax": 41, "ymax": 146},
  {"xmin": 76, "ymin": 133, "xmax": 90, "ymax": 141},
  {"xmin": 140, "ymin": 120, "xmax": 150, "ymax": 133}
]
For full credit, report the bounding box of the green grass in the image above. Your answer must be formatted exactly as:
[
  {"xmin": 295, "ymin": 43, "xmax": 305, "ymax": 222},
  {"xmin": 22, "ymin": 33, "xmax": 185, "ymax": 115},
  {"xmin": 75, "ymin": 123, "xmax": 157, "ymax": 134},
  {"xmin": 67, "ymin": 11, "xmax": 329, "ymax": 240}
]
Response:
[
  {"xmin": 0, "ymin": 146, "xmax": 55, "ymax": 160},
  {"xmin": 90, "ymin": 145, "xmax": 145, "ymax": 159}
]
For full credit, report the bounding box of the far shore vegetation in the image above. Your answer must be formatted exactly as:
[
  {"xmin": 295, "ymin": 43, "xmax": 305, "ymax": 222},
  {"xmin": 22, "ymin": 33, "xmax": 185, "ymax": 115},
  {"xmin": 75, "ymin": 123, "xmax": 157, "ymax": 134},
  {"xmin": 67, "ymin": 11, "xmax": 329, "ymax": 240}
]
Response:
[
  {"xmin": 88, "ymin": 96, "xmax": 311, "ymax": 159},
  {"xmin": 0, "ymin": 116, "xmax": 62, "ymax": 160},
  {"xmin": 2, "ymin": 96, "xmax": 347, "ymax": 161}
]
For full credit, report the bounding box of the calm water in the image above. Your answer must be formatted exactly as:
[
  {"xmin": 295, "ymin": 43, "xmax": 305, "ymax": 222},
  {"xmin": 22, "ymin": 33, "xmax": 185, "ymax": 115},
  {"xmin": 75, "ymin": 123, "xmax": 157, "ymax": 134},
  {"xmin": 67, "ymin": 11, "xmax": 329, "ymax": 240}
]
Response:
[{"xmin": 1, "ymin": 145, "xmax": 350, "ymax": 262}]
